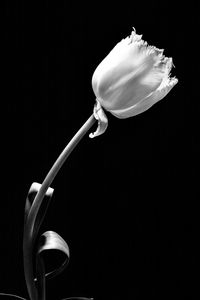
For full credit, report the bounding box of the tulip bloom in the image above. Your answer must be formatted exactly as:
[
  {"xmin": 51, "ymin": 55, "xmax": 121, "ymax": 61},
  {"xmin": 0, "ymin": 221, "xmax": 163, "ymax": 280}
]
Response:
[{"xmin": 92, "ymin": 28, "xmax": 178, "ymax": 119}]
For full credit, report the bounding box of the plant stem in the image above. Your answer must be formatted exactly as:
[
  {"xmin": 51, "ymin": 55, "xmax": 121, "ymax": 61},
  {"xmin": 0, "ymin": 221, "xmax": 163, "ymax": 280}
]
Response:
[{"xmin": 23, "ymin": 114, "xmax": 96, "ymax": 300}]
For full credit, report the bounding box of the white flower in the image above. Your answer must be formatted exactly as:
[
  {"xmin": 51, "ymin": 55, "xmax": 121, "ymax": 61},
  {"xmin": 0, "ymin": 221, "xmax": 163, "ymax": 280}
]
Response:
[{"xmin": 92, "ymin": 28, "xmax": 178, "ymax": 119}]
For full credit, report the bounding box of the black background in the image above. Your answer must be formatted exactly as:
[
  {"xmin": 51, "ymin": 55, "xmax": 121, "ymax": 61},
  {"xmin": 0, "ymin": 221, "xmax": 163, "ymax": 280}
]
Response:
[{"xmin": 2, "ymin": 1, "xmax": 199, "ymax": 299}]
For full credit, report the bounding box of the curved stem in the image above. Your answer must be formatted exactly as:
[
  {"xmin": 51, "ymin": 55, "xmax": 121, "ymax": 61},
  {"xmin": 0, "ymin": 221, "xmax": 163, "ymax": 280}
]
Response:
[{"xmin": 23, "ymin": 114, "xmax": 96, "ymax": 300}]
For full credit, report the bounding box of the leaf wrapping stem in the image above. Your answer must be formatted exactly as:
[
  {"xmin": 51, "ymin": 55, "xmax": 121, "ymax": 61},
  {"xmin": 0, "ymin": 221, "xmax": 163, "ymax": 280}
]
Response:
[{"xmin": 23, "ymin": 114, "xmax": 96, "ymax": 300}]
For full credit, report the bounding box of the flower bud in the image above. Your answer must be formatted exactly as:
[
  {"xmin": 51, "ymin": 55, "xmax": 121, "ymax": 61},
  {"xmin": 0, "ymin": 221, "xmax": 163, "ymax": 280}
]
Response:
[{"xmin": 92, "ymin": 28, "xmax": 178, "ymax": 119}]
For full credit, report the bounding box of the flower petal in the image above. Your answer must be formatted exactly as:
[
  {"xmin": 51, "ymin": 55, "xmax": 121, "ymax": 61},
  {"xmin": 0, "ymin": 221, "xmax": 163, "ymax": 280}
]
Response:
[
  {"xmin": 109, "ymin": 77, "xmax": 178, "ymax": 118},
  {"xmin": 92, "ymin": 29, "xmax": 172, "ymax": 112}
]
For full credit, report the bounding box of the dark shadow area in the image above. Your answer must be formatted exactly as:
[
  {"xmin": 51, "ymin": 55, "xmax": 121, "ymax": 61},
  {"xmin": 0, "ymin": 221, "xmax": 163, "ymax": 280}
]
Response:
[{"xmin": 2, "ymin": 1, "xmax": 198, "ymax": 299}]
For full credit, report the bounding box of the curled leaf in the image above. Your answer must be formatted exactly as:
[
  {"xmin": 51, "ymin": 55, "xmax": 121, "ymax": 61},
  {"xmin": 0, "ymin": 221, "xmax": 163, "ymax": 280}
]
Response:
[
  {"xmin": 89, "ymin": 100, "xmax": 108, "ymax": 138},
  {"xmin": 23, "ymin": 182, "xmax": 54, "ymax": 300},
  {"xmin": 0, "ymin": 293, "xmax": 27, "ymax": 300},
  {"xmin": 36, "ymin": 230, "xmax": 70, "ymax": 280},
  {"xmin": 35, "ymin": 231, "xmax": 70, "ymax": 300},
  {"xmin": 24, "ymin": 182, "xmax": 54, "ymax": 238}
]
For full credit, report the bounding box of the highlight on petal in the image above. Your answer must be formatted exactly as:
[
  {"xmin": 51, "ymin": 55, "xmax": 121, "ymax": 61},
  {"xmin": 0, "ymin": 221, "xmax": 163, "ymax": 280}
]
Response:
[
  {"xmin": 109, "ymin": 76, "xmax": 178, "ymax": 118},
  {"xmin": 92, "ymin": 27, "xmax": 178, "ymax": 116},
  {"xmin": 89, "ymin": 100, "xmax": 108, "ymax": 138}
]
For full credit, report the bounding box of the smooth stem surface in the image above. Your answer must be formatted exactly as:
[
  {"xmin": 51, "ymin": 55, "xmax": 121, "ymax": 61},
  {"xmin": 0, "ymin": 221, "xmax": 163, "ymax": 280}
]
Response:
[{"xmin": 23, "ymin": 114, "xmax": 96, "ymax": 300}]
